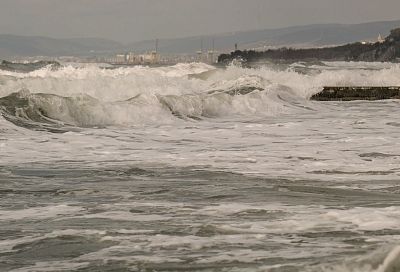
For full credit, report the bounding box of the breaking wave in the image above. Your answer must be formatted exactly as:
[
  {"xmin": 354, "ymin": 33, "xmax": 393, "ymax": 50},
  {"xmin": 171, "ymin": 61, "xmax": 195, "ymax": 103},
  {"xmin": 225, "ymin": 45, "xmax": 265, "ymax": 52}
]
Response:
[
  {"xmin": 0, "ymin": 60, "xmax": 60, "ymax": 73},
  {"xmin": 1, "ymin": 62, "xmax": 400, "ymax": 130},
  {"xmin": 0, "ymin": 80, "xmax": 301, "ymax": 130}
]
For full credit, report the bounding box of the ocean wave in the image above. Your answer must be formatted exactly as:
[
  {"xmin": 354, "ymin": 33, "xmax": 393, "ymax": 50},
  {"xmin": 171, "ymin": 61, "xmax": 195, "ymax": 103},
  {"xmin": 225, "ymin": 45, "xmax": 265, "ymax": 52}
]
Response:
[
  {"xmin": 0, "ymin": 60, "xmax": 60, "ymax": 74},
  {"xmin": 0, "ymin": 78, "xmax": 303, "ymax": 130},
  {"xmin": 1, "ymin": 62, "xmax": 400, "ymax": 130},
  {"xmin": 1, "ymin": 62, "xmax": 400, "ymax": 100}
]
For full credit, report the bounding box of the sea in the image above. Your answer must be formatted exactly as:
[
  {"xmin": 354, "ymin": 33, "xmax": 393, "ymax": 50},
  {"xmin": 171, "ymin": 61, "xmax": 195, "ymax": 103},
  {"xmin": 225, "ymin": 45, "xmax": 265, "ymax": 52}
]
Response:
[{"xmin": 0, "ymin": 61, "xmax": 400, "ymax": 272}]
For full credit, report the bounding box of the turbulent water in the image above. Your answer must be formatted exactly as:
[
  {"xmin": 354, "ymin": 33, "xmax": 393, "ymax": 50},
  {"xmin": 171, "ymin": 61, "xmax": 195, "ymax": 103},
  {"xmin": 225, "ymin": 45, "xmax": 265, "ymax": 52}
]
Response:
[{"xmin": 1, "ymin": 61, "xmax": 400, "ymax": 272}]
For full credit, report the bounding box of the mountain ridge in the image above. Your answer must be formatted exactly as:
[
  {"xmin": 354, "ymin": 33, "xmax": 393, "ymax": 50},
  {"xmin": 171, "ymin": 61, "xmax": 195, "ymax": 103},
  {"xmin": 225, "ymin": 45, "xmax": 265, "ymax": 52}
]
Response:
[
  {"xmin": 1, "ymin": 20, "xmax": 400, "ymax": 57},
  {"xmin": 127, "ymin": 20, "xmax": 400, "ymax": 53}
]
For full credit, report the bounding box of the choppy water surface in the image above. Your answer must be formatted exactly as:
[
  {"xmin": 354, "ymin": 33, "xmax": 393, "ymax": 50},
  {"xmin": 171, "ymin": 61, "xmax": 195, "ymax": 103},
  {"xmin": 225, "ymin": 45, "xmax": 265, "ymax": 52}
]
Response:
[{"xmin": 1, "ymin": 62, "xmax": 400, "ymax": 272}]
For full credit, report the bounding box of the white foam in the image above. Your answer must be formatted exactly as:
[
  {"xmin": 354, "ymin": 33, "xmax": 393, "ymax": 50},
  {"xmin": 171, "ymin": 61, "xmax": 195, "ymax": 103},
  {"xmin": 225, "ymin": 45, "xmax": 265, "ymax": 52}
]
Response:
[
  {"xmin": 197, "ymin": 204, "xmax": 400, "ymax": 234},
  {"xmin": 325, "ymin": 207, "xmax": 400, "ymax": 231},
  {"xmin": 2, "ymin": 62, "xmax": 400, "ymax": 116},
  {"xmin": 0, "ymin": 205, "xmax": 83, "ymax": 221},
  {"xmin": 77, "ymin": 211, "xmax": 170, "ymax": 222},
  {"xmin": 8, "ymin": 261, "xmax": 90, "ymax": 272},
  {"xmin": 1, "ymin": 63, "xmax": 400, "ymax": 182},
  {"xmin": 0, "ymin": 229, "xmax": 105, "ymax": 254}
]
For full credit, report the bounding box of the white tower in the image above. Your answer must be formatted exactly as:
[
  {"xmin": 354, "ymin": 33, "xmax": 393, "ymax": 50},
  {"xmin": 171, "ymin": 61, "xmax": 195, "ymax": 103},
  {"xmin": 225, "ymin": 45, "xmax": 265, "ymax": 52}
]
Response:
[{"xmin": 378, "ymin": 34, "xmax": 385, "ymax": 43}]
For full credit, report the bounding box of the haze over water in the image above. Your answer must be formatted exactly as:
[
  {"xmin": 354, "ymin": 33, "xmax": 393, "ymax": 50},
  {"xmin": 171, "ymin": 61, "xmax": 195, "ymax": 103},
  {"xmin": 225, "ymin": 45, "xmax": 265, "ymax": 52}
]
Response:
[{"xmin": 1, "ymin": 61, "xmax": 400, "ymax": 271}]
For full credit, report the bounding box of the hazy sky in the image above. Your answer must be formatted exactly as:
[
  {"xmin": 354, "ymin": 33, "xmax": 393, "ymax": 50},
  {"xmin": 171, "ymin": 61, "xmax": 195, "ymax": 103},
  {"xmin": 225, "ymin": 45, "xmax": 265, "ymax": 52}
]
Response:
[{"xmin": 1, "ymin": 0, "xmax": 400, "ymax": 43}]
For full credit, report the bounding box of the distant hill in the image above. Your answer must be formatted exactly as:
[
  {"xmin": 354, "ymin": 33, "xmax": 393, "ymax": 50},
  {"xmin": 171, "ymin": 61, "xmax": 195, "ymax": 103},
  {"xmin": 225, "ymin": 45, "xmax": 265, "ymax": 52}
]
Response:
[
  {"xmin": 0, "ymin": 35, "xmax": 124, "ymax": 58},
  {"xmin": 218, "ymin": 28, "xmax": 400, "ymax": 63},
  {"xmin": 129, "ymin": 20, "xmax": 400, "ymax": 53},
  {"xmin": 0, "ymin": 20, "xmax": 400, "ymax": 57}
]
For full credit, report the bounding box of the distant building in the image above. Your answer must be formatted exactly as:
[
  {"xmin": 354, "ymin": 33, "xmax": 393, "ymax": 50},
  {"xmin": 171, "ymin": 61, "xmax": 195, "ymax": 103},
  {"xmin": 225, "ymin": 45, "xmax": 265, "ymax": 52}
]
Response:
[
  {"xmin": 207, "ymin": 50, "xmax": 215, "ymax": 63},
  {"xmin": 150, "ymin": 51, "xmax": 159, "ymax": 63},
  {"xmin": 115, "ymin": 54, "xmax": 127, "ymax": 63},
  {"xmin": 108, "ymin": 51, "xmax": 160, "ymax": 65},
  {"xmin": 377, "ymin": 34, "xmax": 385, "ymax": 43},
  {"xmin": 361, "ymin": 34, "xmax": 386, "ymax": 45},
  {"xmin": 196, "ymin": 50, "xmax": 203, "ymax": 62}
]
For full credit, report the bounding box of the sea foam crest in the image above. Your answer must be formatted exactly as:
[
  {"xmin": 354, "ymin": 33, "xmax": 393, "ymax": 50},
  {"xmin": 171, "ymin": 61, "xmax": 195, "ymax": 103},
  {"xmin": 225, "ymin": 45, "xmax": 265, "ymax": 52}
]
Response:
[{"xmin": 1, "ymin": 62, "xmax": 400, "ymax": 129}]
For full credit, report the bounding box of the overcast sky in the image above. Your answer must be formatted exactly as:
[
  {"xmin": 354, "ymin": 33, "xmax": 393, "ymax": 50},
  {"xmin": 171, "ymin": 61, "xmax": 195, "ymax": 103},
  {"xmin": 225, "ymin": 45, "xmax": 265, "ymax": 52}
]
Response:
[{"xmin": 1, "ymin": 0, "xmax": 400, "ymax": 43}]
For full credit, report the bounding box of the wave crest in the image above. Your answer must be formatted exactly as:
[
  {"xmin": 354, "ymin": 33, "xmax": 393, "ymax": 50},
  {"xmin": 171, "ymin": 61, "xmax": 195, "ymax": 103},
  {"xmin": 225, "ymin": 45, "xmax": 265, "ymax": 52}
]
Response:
[{"xmin": 0, "ymin": 76, "xmax": 306, "ymax": 131}]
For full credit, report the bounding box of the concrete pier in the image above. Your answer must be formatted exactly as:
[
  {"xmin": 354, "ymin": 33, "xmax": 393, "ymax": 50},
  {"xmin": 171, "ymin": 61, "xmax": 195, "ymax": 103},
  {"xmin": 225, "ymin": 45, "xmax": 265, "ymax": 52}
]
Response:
[{"xmin": 311, "ymin": 86, "xmax": 400, "ymax": 101}]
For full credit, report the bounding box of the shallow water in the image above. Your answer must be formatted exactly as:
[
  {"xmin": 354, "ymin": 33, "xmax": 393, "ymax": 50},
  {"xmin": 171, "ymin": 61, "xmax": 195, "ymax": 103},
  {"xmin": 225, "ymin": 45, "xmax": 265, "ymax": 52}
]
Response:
[{"xmin": 1, "ymin": 62, "xmax": 400, "ymax": 271}]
